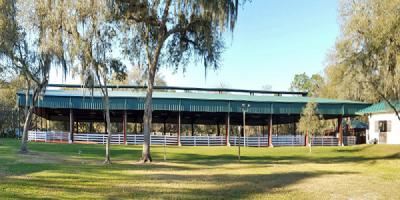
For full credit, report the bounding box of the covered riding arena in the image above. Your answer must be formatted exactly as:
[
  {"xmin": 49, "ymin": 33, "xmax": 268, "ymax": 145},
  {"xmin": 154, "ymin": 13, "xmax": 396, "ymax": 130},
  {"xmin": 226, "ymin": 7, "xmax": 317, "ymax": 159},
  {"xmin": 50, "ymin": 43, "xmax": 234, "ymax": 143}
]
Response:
[{"xmin": 17, "ymin": 85, "xmax": 370, "ymax": 147}]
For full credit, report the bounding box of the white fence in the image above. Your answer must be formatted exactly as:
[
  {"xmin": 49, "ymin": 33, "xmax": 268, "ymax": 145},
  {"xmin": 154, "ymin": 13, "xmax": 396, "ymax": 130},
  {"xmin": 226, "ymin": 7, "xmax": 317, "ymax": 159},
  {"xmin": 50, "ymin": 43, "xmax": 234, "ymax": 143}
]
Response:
[
  {"xmin": 181, "ymin": 136, "xmax": 226, "ymax": 146},
  {"xmin": 28, "ymin": 131, "xmax": 69, "ymax": 142},
  {"xmin": 28, "ymin": 131, "xmax": 356, "ymax": 146}
]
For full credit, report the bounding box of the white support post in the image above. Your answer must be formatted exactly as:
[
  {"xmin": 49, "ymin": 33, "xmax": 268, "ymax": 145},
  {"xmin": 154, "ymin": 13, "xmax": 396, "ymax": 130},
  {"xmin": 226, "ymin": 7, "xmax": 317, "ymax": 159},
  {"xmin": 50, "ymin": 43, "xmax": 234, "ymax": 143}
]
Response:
[
  {"xmin": 134, "ymin": 135, "xmax": 136, "ymax": 145},
  {"xmin": 292, "ymin": 136, "xmax": 294, "ymax": 146}
]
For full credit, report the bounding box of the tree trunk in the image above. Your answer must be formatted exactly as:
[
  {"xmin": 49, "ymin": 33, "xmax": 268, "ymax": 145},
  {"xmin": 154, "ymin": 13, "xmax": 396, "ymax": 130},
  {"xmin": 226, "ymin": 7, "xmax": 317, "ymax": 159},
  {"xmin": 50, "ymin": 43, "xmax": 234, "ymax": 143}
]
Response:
[
  {"xmin": 305, "ymin": 130, "xmax": 309, "ymax": 147},
  {"xmin": 20, "ymin": 106, "xmax": 34, "ymax": 153},
  {"xmin": 20, "ymin": 85, "xmax": 40, "ymax": 154},
  {"xmin": 141, "ymin": 87, "xmax": 153, "ymax": 162},
  {"xmin": 140, "ymin": 65, "xmax": 157, "ymax": 163},
  {"xmin": 309, "ymin": 134, "xmax": 312, "ymax": 153},
  {"xmin": 140, "ymin": 25, "xmax": 167, "ymax": 163},
  {"xmin": 104, "ymin": 93, "xmax": 112, "ymax": 164}
]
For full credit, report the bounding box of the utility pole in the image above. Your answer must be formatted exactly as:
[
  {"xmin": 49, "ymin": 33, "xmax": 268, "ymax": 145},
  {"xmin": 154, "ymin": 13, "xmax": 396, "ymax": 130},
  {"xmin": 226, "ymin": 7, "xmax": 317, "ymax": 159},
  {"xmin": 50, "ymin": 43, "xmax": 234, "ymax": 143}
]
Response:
[{"xmin": 238, "ymin": 126, "xmax": 241, "ymax": 162}]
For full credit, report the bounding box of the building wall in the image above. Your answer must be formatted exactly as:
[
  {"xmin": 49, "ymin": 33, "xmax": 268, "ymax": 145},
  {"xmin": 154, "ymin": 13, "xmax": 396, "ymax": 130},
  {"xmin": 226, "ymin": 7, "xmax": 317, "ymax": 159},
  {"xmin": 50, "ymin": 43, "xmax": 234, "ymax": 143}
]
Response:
[{"xmin": 367, "ymin": 113, "xmax": 400, "ymax": 144}]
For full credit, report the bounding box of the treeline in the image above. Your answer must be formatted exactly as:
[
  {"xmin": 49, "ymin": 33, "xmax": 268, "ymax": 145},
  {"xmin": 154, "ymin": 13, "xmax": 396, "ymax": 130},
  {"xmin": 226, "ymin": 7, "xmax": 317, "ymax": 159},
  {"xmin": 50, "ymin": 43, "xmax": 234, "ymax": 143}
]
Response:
[{"xmin": 290, "ymin": 0, "xmax": 400, "ymax": 113}]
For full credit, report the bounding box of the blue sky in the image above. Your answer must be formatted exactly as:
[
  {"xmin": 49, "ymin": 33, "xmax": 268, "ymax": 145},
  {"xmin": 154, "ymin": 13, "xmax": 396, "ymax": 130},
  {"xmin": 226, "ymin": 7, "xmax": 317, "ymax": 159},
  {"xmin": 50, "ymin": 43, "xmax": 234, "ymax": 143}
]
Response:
[{"xmin": 51, "ymin": 0, "xmax": 339, "ymax": 91}]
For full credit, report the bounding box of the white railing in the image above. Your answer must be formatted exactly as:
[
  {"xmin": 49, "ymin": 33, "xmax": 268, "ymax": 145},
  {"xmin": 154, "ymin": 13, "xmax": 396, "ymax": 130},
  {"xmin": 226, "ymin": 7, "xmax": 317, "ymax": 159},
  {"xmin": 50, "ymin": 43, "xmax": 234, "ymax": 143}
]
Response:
[
  {"xmin": 311, "ymin": 136, "xmax": 338, "ymax": 146},
  {"xmin": 28, "ymin": 131, "xmax": 69, "ymax": 142},
  {"xmin": 343, "ymin": 136, "xmax": 356, "ymax": 146},
  {"xmin": 181, "ymin": 136, "xmax": 226, "ymax": 146},
  {"xmin": 28, "ymin": 131, "xmax": 356, "ymax": 146}
]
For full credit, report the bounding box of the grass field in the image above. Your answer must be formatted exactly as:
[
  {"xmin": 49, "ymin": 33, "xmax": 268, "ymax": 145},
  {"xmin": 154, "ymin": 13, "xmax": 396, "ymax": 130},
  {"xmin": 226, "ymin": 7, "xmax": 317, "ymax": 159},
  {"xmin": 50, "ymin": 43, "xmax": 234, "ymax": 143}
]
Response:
[{"xmin": 1, "ymin": 139, "xmax": 400, "ymax": 199}]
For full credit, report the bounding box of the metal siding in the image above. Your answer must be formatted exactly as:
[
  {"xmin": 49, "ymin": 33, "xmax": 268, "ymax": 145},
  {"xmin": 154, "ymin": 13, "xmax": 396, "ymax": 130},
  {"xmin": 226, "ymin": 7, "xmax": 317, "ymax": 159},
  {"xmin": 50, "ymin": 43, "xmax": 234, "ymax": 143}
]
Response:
[
  {"xmin": 230, "ymin": 101, "xmax": 272, "ymax": 114},
  {"xmin": 273, "ymin": 103, "xmax": 303, "ymax": 114},
  {"xmin": 153, "ymin": 99, "xmax": 180, "ymax": 111},
  {"xmin": 316, "ymin": 104, "xmax": 343, "ymax": 115},
  {"xmin": 181, "ymin": 99, "xmax": 228, "ymax": 113},
  {"xmin": 17, "ymin": 92, "xmax": 369, "ymax": 115}
]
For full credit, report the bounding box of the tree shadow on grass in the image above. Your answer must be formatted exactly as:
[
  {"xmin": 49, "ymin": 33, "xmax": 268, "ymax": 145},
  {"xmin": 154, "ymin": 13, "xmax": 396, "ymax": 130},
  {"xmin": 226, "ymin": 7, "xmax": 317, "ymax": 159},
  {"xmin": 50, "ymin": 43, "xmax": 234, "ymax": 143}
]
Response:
[
  {"xmin": 335, "ymin": 144, "xmax": 375, "ymax": 153},
  {"xmin": 0, "ymin": 169, "xmax": 357, "ymax": 199},
  {"xmin": 167, "ymin": 151, "xmax": 400, "ymax": 167}
]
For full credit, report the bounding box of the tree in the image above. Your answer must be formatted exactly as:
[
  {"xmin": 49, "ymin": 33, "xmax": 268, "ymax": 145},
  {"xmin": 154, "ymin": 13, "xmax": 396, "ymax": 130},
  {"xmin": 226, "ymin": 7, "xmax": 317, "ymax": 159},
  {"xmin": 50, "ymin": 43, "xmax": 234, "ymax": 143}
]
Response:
[
  {"xmin": 112, "ymin": 66, "xmax": 167, "ymax": 86},
  {"xmin": 82, "ymin": 62, "xmax": 126, "ymax": 164},
  {"xmin": 56, "ymin": 0, "xmax": 127, "ymax": 164},
  {"xmin": 0, "ymin": 0, "xmax": 67, "ymax": 153},
  {"xmin": 334, "ymin": 0, "xmax": 400, "ymax": 120},
  {"xmin": 290, "ymin": 73, "xmax": 324, "ymax": 97},
  {"xmin": 297, "ymin": 102, "xmax": 325, "ymax": 152},
  {"xmin": 0, "ymin": 76, "xmax": 24, "ymax": 137},
  {"xmin": 112, "ymin": 0, "xmax": 243, "ymax": 162}
]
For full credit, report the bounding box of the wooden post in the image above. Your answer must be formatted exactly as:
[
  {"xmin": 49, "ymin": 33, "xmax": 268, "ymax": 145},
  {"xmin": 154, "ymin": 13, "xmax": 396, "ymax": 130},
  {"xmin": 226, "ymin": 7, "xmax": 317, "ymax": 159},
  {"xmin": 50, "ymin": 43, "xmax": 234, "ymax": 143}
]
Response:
[
  {"xmin": 178, "ymin": 112, "xmax": 181, "ymax": 146},
  {"xmin": 262, "ymin": 125, "xmax": 265, "ymax": 137},
  {"xmin": 123, "ymin": 111, "xmax": 127, "ymax": 145},
  {"xmin": 40, "ymin": 109, "xmax": 43, "ymax": 131},
  {"xmin": 163, "ymin": 122, "xmax": 166, "ymax": 135},
  {"xmin": 46, "ymin": 115, "xmax": 49, "ymax": 132},
  {"xmin": 191, "ymin": 122, "xmax": 194, "ymax": 136},
  {"xmin": 69, "ymin": 109, "xmax": 74, "ymax": 143},
  {"xmin": 268, "ymin": 115, "xmax": 273, "ymax": 147},
  {"xmin": 338, "ymin": 116, "xmax": 343, "ymax": 146},
  {"xmin": 104, "ymin": 119, "xmax": 107, "ymax": 135},
  {"xmin": 226, "ymin": 113, "xmax": 231, "ymax": 146},
  {"xmin": 217, "ymin": 122, "xmax": 220, "ymax": 136}
]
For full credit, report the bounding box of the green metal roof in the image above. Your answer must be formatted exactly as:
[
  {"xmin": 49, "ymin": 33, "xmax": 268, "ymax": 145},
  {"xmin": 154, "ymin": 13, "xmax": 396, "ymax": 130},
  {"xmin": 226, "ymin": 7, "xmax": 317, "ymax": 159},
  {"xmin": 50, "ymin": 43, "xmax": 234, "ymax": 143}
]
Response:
[
  {"xmin": 341, "ymin": 119, "xmax": 368, "ymax": 129},
  {"xmin": 356, "ymin": 101, "xmax": 400, "ymax": 115},
  {"xmin": 18, "ymin": 89, "xmax": 370, "ymax": 116}
]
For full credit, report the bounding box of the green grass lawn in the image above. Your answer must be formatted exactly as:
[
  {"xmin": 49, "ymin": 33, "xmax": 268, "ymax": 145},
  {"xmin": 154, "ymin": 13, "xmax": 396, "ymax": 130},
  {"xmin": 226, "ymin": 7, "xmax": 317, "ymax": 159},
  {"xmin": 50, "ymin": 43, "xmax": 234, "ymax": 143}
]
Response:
[{"xmin": 1, "ymin": 139, "xmax": 400, "ymax": 200}]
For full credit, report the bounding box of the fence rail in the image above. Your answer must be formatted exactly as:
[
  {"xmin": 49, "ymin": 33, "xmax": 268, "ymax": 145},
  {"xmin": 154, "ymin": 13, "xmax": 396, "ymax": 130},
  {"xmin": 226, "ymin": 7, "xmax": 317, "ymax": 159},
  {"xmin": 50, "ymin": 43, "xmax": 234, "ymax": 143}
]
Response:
[{"xmin": 27, "ymin": 131, "xmax": 356, "ymax": 146}]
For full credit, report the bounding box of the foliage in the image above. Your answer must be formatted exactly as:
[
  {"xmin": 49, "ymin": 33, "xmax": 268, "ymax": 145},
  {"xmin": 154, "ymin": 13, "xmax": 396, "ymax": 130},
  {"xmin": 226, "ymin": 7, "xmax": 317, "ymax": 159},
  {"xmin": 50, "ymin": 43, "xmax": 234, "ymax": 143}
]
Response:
[
  {"xmin": 49, "ymin": 0, "xmax": 128, "ymax": 164},
  {"xmin": 111, "ymin": 0, "xmax": 243, "ymax": 162},
  {"xmin": 111, "ymin": 66, "xmax": 166, "ymax": 86},
  {"xmin": 0, "ymin": 0, "xmax": 72, "ymax": 152},
  {"xmin": 0, "ymin": 76, "xmax": 24, "ymax": 136},
  {"xmin": 290, "ymin": 73, "xmax": 324, "ymax": 97},
  {"xmin": 330, "ymin": 0, "xmax": 400, "ymax": 119},
  {"xmin": 298, "ymin": 102, "xmax": 321, "ymax": 135}
]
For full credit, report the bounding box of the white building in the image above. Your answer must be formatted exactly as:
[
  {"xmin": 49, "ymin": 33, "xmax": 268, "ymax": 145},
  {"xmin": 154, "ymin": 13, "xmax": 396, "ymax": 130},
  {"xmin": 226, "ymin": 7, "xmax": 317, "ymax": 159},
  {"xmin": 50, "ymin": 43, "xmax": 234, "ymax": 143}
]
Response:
[{"xmin": 358, "ymin": 102, "xmax": 400, "ymax": 144}]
